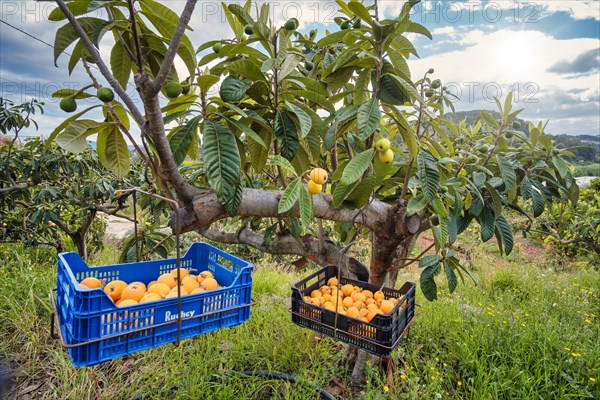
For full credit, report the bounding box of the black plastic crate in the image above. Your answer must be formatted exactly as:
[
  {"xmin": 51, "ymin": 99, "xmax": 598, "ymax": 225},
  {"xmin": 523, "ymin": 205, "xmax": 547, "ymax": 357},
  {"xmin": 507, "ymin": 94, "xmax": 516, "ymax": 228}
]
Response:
[{"xmin": 291, "ymin": 265, "xmax": 415, "ymax": 357}]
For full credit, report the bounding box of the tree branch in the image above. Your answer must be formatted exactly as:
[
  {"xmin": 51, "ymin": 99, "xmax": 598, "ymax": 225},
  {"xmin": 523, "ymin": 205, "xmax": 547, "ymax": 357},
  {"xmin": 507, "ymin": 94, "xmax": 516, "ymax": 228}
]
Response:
[
  {"xmin": 201, "ymin": 226, "xmax": 369, "ymax": 281},
  {"xmin": 0, "ymin": 183, "xmax": 33, "ymax": 194},
  {"xmin": 152, "ymin": 0, "xmax": 198, "ymax": 92},
  {"xmin": 176, "ymin": 188, "xmax": 395, "ymax": 237},
  {"xmin": 53, "ymin": 0, "xmax": 145, "ymax": 127}
]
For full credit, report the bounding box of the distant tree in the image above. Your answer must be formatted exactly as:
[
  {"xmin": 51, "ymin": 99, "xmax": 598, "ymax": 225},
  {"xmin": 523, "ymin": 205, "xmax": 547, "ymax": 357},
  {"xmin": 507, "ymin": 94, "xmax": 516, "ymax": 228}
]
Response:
[{"xmin": 0, "ymin": 98, "xmax": 135, "ymax": 258}]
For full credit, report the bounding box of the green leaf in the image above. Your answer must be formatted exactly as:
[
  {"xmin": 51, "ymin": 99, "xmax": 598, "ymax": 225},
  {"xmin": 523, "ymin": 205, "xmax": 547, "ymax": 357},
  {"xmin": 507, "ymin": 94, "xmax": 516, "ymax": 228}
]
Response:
[
  {"xmin": 386, "ymin": 73, "xmax": 425, "ymax": 104},
  {"xmin": 444, "ymin": 261, "xmax": 458, "ymax": 293},
  {"xmin": 269, "ymin": 155, "xmax": 297, "ymax": 177},
  {"xmin": 51, "ymin": 89, "xmax": 93, "ymax": 99},
  {"xmin": 49, "ymin": 0, "xmax": 91, "ymax": 21},
  {"xmin": 341, "ymin": 148, "xmax": 375, "ymax": 185},
  {"xmin": 228, "ymin": 59, "xmax": 266, "ymax": 82},
  {"xmin": 224, "ymin": 117, "xmax": 267, "ymax": 149},
  {"xmin": 220, "ymin": 76, "xmax": 251, "ymax": 102},
  {"xmin": 278, "ymin": 177, "xmax": 301, "ymax": 214},
  {"xmin": 202, "ymin": 120, "xmax": 241, "ymax": 207},
  {"xmin": 407, "ymin": 194, "xmax": 427, "ymax": 216},
  {"xmin": 139, "ymin": 0, "xmax": 196, "ymax": 76},
  {"xmin": 357, "ymin": 99, "xmax": 381, "ymax": 140},
  {"xmin": 419, "ymin": 255, "xmax": 440, "ymax": 268},
  {"xmin": 274, "ymin": 109, "xmax": 299, "ymax": 160},
  {"xmin": 96, "ymin": 125, "xmax": 131, "ymax": 178},
  {"xmin": 56, "ymin": 120, "xmax": 103, "ymax": 153},
  {"xmin": 285, "ymin": 102, "xmax": 312, "ymax": 139},
  {"xmin": 299, "ymin": 185, "xmax": 314, "ymax": 228},
  {"xmin": 417, "ymin": 152, "xmax": 440, "ymax": 201},
  {"xmin": 44, "ymin": 105, "xmax": 102, "ymax": 149},
  {"xmin": 347, "ymin": 176, "xmax": 376, "ymax": 208},
  {"xmin": 332, "ymin": 181, "xmax": 358, "ymax": 208},
  {"xmin": 279, "ymin": 54, "xmax": 301, "ymax": 80},
  {"xmin": 477, "ymin": 206, "xmax": 495, "ymax": 242},
  {"xmin": 169, "ymin": 116, "xmax": 200, "ymax": 166},
  {"xmin": 347, "ymin": 2, "xmax": 374, "ymax": 25},
  {"xmin": 447, "ymin": 215, "xmax": 458, "ymax": 245},
  {"xmin": 497, "ymin": 156, "xmax": 516, "ymax": 200},
  {"xmin": 111, "ymin": 42, "xmax": 132, "ymax": 88},
  {"xmin": 480, "ymin": 111, "xmax": 500, "ymax": 128},
  {"xmin": 531, "ymin": 189, "xmax": 546, "ymax": 217},
  {"xmin": 224, "ymin": 179, "xmax": 243, "ymax": 216},
  {"xmin": 552, "ymin": 155, "xmax": 569, "ymax": 179},
  {"xmin": 495, "ymin": 215, "xmax": 514, "ymax": 255},
  {"xmin": 197, "ymin": 74, "xmax": 220, "ymax": 95},
  {"xmin": 420, "ymin": 264, "xmax": 439, "ymax": 301},
  {"xmin": 54, "ymin": 18, "xmax": 105, "ymax": 65}
]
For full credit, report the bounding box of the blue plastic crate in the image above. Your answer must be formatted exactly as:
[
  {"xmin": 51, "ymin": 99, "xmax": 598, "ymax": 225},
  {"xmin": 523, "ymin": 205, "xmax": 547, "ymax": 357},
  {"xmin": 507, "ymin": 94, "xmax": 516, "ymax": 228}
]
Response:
[{"xmin": 54, "ymin": 242, "xmax": 253, "ymax": 367}]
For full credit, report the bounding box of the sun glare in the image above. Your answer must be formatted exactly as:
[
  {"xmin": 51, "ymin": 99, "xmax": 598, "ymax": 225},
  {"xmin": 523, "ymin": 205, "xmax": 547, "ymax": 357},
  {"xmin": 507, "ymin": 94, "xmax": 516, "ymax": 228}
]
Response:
[{"xmin": 494, "ymin": 34, "xmax": 536, "ymax": 79}]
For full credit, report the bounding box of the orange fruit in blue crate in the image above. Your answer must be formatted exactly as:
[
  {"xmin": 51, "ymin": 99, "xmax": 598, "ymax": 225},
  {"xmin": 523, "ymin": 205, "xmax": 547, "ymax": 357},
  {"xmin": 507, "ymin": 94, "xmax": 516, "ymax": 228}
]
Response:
[
  {"xmin": 121, "ymin": 282, "xmax": 147, "ymax": 302},
  {"xmin": 140, "ymin": 292, "xmax": 161, "ymax": 303},
  {"xmin": 117, "ymin": 299, "xmax": 138, "ymax": 307},
  {"xmin": 200, "ymin": 278, "xmax": 219, "ymax": 291},
  {"xmin": 148, "ymin": 282, "xmax": 170, "ymax": 298},
  {"xmin": 198, "ymin": 271, "xmax": 214, "ymax": 283},
  {"xmin": 157, "ymin": 273, "xmax": 178, "ymax": 289},
  {"xmin": 80, "ymin": 277, "xmax": 103, "ymax": 289},
  {"xmin": 165, "ymin": 286, "xmax": 189, "ymax": 298},
  {"xmin": 170, "ymin": 268, "xmax": 190, "ymax": 280},
  {"xmin": 191, "ymin": 287, "xmax": 205, "ymax": 294},
  {"xmin": 104, "ymin": 280, "xmax": 127, "ymax": 302},
  {"xmin": 181, "ymin": 276, "xmax": 199, "ymax": 293}
]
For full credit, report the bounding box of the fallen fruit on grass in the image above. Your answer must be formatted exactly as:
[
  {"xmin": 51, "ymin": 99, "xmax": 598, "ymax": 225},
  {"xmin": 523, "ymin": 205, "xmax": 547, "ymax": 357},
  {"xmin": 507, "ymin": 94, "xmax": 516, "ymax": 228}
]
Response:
[{"xmin": 104, "ymin": 280, "xmax": 127, "ymax": 301}]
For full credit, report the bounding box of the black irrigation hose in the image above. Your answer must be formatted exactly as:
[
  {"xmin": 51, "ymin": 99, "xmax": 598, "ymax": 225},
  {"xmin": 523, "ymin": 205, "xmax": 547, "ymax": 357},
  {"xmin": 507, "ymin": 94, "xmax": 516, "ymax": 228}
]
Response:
[{"xmin": 128, "ymin": 370, "xmax": 336, "ymax": 400}]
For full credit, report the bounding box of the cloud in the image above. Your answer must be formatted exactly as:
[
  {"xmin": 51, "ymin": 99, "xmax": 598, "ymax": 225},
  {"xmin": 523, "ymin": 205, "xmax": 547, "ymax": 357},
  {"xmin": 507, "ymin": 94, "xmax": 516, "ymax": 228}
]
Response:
[
  {"xmin": 541, "ymin": 1, "xmax": 600, "ymax": 21},
  {"xmin": 409, "ymin": 29, "xmax": 600, "ymax": 135},
  {"xmin": 547, "ymin": 48, "xmax": 600, "ymax": 75}
]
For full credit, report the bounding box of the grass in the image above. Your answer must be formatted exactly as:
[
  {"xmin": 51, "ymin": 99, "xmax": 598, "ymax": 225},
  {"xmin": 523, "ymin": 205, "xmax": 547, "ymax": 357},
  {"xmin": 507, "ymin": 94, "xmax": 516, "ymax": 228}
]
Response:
[{"xmin": 0, "ymin": 234, "xmax": 598, "ymax": 400}]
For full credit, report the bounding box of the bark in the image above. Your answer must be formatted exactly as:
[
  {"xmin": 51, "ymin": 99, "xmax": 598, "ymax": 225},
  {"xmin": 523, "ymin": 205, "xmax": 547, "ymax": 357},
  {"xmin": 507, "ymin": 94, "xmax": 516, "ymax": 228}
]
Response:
[
  {"xmin": 136, "ymin": 75, "xmax": 197, "ymax": 202},
  {"xmin": 176, "ymin": 188, "xmax": 393, "ymax": 236},
  {"xmin": 201, "ymin": 227, "xmax": 369, "ymax": 281}
]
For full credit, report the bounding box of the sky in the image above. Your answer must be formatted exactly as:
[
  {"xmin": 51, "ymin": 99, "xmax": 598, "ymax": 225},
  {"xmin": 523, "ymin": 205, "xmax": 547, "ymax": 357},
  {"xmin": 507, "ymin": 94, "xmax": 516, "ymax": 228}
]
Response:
[{"xmin": 0, "ymin": 0, "xmax": 599, "ymax": 139}]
